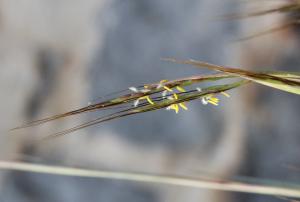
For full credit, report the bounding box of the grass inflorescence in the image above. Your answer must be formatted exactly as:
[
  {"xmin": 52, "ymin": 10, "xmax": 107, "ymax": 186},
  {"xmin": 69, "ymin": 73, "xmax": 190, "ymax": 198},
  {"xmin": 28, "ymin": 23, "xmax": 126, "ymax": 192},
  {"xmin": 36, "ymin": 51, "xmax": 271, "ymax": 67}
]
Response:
[{"xmin": 11, "ymin": 59, "xmax": 300, "ymax": 139}]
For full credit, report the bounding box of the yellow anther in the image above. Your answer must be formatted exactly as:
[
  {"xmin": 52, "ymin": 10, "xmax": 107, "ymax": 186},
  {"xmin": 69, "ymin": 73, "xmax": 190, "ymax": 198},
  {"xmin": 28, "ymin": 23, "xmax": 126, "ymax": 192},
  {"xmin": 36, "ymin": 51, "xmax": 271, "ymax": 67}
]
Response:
[
  {"xmin": 173, "ymin": 93, "xmax": 178, "ymax": 100},
  {"xmin": 166, "ymin": 102, "xmax": 187, "ymax": 113},
  {"xmin": 138, "ymin": 96, "xmax": 155, "ymax": 105},
  {"xmin": 221, "ymin": 92, "xmax": 230, "ymax": 97},
  {"xmin": 202, "ymin": 94, "xmax": 220, "ymax": 106},
  {"xmin": 163, "ymin": 86, "xmax": 173, "ymax": 92},
  {"xmin": 209, "ymin": 97, "xmax": 219, "ymax": 102},
  {"xmin": 146, "ymin": 96, "xmax": 154, "ymax": 105},
  {"xmin": 176, "ymin": 86, "xmax": 186, "ymax": 92},
  {"xmin": 208, "ymin": 100, "xmax": 218, "ymax": 106},
  {"xmin": 157, "ymin": 80, "xmax": 169, "ymax": 89},
  {"xmin": 170, "ymin": 104, "xmax": 179, "ymax": 113},
  {"xmin": 179, "ymin": 103, "xmax": 188, "ymax": 110},
  {"xmin": 175, "ymin": 105, "xmax": 179, "ymax": 113}
]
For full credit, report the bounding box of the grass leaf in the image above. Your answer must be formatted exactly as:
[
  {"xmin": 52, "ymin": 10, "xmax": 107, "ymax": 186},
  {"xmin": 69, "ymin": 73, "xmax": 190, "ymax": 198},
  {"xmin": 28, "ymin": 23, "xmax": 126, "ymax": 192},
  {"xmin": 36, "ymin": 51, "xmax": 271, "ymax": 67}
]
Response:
[
  {"xmin": 165, "ymin": 58, "xmax": 300, "ymax": 95},
  {"xmin": 0, "ymin": 161, "xmax": 299, "ymax": 198}
]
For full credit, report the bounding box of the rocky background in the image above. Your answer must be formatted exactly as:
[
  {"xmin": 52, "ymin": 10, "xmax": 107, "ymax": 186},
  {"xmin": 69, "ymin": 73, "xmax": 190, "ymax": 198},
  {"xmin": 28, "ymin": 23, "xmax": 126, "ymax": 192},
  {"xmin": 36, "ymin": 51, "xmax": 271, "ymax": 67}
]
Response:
[{"xmin": 0, "ymin": 0, "xmax": 299, "ymax": 202}]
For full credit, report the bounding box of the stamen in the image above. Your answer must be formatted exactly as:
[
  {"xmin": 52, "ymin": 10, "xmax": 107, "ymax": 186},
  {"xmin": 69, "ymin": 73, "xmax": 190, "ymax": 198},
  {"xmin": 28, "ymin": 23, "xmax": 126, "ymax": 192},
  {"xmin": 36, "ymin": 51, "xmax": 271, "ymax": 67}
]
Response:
[
  {"xmin": 136, "ymin": 96, "xmax": 155, "ymax": 105},
  {"xmin": 166, "ymin": 104, "xmax": 179, "ymax": 113},
  {"xmin": 201, "ymin": 94, "xmax": 219, "ymax": 106},
  {"xmin": 179, "ymin": 103, "xmax": 188, "ymax": 110},
  {"xmin": 208, "ymin": 100, "xmax": 218, "ymax": 106},
  {"xmin": 221, "ymin": 92, "xmax": 230, "ymax": 97},
  {"xmin": 163, "ymin": 86, "xmax": 173, "ymax": 92},
  {"xmin": 176, "ymin": 86, "xmax": 186, "ymax": 92},
  {"xmin": 157, "ymin": 80, "xmax": 168, "ymax": 89},
  {"xmin": 173, "ymin": 104, "xmax": 179, "ymax": 113},
  {"xmin": 146, "ymin": 96, "xmax": 154, "ymax": 105},
  {"xmin": 173, "ymin": 93, "xmax": 178, "ymax": 100},
  {"xmin": 209, "ymin": 97, "xmax": 219, "ymax": 102}
]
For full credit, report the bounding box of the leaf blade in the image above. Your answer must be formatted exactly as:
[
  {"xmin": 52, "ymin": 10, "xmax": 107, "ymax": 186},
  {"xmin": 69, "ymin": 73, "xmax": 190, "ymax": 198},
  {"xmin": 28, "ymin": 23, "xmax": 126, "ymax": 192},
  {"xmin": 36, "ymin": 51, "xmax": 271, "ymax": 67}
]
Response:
[{"xmin": 165, "ymin": 58, "xmax": 300, "ymax": 95}]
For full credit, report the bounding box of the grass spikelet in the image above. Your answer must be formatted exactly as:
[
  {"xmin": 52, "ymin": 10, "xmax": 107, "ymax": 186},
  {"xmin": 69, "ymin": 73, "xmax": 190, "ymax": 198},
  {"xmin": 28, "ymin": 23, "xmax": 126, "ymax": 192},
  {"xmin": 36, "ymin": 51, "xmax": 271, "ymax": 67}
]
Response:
[
  {"xmin": 12, "ymin": 72, "xmax": 242, "ymax": 138},
  {"xmin": 11, "ymin": 58, "xmax": 300, "ymax": 139},
  {"xmin": 11, "ymin": 73, "xmax": 234, "ymax": 131},
  {"xmin": 43, "ymin": 80, "xmax": 247, "ymax": 139},
  {"xmin": 165, "ymin": 58, "xmax": 300, "ymax": 95}
]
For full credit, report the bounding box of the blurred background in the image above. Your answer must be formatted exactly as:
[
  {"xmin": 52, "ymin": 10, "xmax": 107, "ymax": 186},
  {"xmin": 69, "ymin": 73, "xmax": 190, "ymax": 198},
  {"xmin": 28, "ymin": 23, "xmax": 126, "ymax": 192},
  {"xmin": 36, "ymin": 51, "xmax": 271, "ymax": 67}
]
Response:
[{"xmin": 0, "ymin": 0, "xmax": 299, "ymax": 201}]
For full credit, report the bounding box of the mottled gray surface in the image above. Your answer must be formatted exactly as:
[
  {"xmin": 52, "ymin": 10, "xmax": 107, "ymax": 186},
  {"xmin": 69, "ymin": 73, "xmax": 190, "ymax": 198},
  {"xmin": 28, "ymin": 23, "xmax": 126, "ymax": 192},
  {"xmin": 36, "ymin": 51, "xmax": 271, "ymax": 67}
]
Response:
[{"xmin": 1, "ymin": 0, "xmax": 300, "ymax": 202}]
